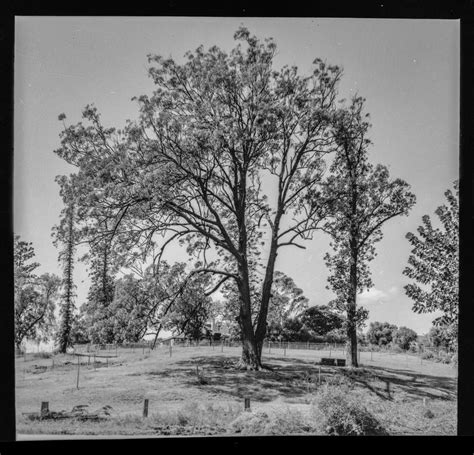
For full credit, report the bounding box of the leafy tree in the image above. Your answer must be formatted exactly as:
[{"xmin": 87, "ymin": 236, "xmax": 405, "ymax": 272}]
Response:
[
  {"xmin": 366, "ymin": 321, "xmax": 398, "ymax": 347},
  {"xmin": 281, "ymin": 317, "xmax": 312, "ymax": 342},
  {"xmin": 267, "ymin": 271, "xmax": 309, "ymax": 326},
  {"xmin": 393, "ymin": 326, "xmax": 418, "ymax": 351},
  {"xmin": 107, "ymin": 273, "xmax": 152, "ymax": 343},
  {"xmin": 403, "ymin": 181, "xmax": 458, "ymax": 347},
  {"xmin": 320, "ymin": 97, "xmax": 416, "ymax": 366},
  {"xmin": 81, "ymin": 238, "xmax": 116, "ymax": 344},
  {"xmin": 14, "ymin": 236, "xmax": 61, "ymax": 349},
  {"xmin": 163, "ymin": 274, "xmax": 214, "ymax": 340},
  {"xmin": 426, "ymin": 325, "xmax": 455, "ymax": 351},
  {"xmin": 54, "ymin": 28, "xmax": 344, "ymax": 369},
  {"xmin": 300, "ymin": 305, "xmax": 344, "ymax": 337},
  {"xmin": 69, "ymin": 310, "xmax": 90, "ymax": 345}
]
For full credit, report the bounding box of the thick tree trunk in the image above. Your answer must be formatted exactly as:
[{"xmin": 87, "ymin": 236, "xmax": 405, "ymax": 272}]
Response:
[{"xmin": 236, "ymin": 260, "xmax": 263, "ymax": 370}]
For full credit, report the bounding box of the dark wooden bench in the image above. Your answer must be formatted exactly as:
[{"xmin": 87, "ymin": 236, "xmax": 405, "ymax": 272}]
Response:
[{"xmin": 321, "ymin": 358, "xmax": 346, "ymax": 366}]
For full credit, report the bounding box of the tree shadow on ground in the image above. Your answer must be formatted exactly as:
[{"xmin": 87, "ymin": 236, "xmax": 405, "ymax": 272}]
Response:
[
  {"xmin": 356, "ymin": 365, "xmax": 457, "ymax": 401},
  {"xmin": 141, "ymin": 355, "xmax": 335, "ymax": 402},
  {"xmin": 135, "ymin": 354, "xmax": 456, "ymax": 404}
]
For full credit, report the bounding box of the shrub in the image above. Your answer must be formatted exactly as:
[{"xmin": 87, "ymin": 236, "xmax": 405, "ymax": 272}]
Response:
[
  {"xmin": 311, "ymin": 384, "xmax": 387, "ymax": 436},
  {"xmin": 450, "ymin": 353, "xmax": 458, "ymax": 368},
  {"xmin": 32, "ymin": 352, "xmax": 52, "ymax": 359},
  {"xmin": 421, "ymin": 351, "xmax": 435, "ymax": 360}
]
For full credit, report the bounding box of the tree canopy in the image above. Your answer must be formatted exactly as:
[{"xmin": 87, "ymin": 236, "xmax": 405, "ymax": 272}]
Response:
[
  {"xmin": 53, "ymin": 27, "xmax": 344, "ymax": 369},
  {"xmin": 403, "ymin": 181, "xmax": 458, "ymax": 345}
]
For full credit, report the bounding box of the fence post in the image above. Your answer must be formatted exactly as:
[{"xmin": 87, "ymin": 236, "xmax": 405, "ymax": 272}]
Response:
[
  {"xmin": 93, "ymin": 354, "xmax": 96, "ymax": 371},
  {"xmin": 169, "ymin": 343, "xmax": 172, "ymax": 358},
  {"xmin": 244, "ymin": 397, "xmax": 251, "ymax": 411},
  {"xmin": 284, "ymin": 344, "xmax": 286, "ymax": 357},
  {"xmin": 318, "ymin": 366, "xmax": 321, "ymax": 385},
  {"xmin": 386, "ymin": 380, "xmax": 391, "ymax": 398},
  {"xmin": 268, "ymin": 341, "xmax": 271, "ymax": 354},
  {"xmin": 143, "ymin": 399, "xmax": 149, "ymax": 418},
  {"xmin": 41, "ymin": 401, "xmax": 49, "ymax": 417},
  {"xmin": 76, "ymin": 356, "xmax": 80, "ymax": 389},
  {"xmin": 370, "ymin": 349, "xmax": 373, "ymax": 362}
]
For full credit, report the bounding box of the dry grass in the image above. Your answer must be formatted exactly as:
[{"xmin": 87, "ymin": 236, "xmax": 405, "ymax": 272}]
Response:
[{"xmin": 16, "ymin": 344, "xmax": 457, "ymax": 437}]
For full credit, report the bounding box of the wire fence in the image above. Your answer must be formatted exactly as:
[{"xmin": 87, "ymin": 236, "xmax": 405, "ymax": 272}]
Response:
[{"xmin": 15, "ymin": 338, "xmax": 456, "ymax": 368}]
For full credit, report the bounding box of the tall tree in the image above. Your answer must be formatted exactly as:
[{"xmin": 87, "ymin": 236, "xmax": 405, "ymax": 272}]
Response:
[
  {"xmin": 320, "ymin": 96, "xmax": 416, "ymax": 366},
  {"xmin": 81, "ymin": 235, "xmax": 116, "ymax": 344},
  {"xmin": 54, "ymin": 28, "xmax": 343, "ymax": 369},
  {"xmin": 403, "ymin": 181, "xmax": 458, "ymax": 348},
  {"xmin": 56, "ymin": 202, "xmax": 76, "ymax": 353},
  {"xmin": 53, "ymin": 176, "xmax": 78, "ymax": 353},
  {"xmin": 14, "ymin": 236, "xmax": 61, "ymax": 349}
]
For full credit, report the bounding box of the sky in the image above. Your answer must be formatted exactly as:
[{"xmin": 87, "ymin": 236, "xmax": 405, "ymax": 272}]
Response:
[{"xmin": 14, "ymin": 17, "xmax": 459, "ymax": 335}]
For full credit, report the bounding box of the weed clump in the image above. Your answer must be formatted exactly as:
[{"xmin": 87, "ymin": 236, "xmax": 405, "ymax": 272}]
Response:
[
  {"xmin": 311, "ymin": 384, "xmax": 388, "ymax": 436},
  {"xmin": 228, "ymin": 408, "xmax": 315, "ymax": 435}
]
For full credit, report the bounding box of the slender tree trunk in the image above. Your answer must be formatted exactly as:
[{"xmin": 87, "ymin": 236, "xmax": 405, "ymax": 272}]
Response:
[
  {"xmin": 255, "ymin": 224, "xmax": 281, "ymax": 358},
  {"xmin": 347, "ymin": 246, "xmax": 359, "ymax": 367}
]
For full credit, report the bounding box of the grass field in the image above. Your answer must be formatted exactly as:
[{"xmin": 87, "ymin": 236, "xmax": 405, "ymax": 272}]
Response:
[{"xmin": 15, "ymin": 344, "xmax": 457, "ymax": 437}]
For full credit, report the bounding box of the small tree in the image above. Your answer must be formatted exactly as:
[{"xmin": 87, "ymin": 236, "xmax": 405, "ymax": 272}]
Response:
[
  {"xmin": 366, "ymin": 321, "xmax": 398, "ymax": 347},
  {"xmin": 393, "ymin": 326, "xmax": 417, "ymax": 351},
  {"xmin": 14, "ymin": 236, "xmax": 61, "ymax": 349},
  {"xmin": 300, "ymin": 305, "xmax": 344, "ymax": 338},
  {"xmin": 403, "ymin": 181, "xmax": 458, "ymax": 348}
]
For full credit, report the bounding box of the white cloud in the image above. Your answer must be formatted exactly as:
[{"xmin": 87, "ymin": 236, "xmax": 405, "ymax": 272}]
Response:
[{"xmin": 359, "ymin": 288, "xmax": 385, "ymax": 304}]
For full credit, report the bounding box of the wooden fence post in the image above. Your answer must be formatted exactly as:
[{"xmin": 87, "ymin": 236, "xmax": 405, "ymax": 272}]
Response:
[
  {"xmin": 76, "ymin": 356, "xmax": 80, "ymax": 389},
  {"xmin": 143, "ymin": 399, "xmax": 149, "ymax": 418},
  {"xmin": 244, "ymin": 397, "xmax": 251, "ymax": 411},
  {"xmin": 169, "ymin": 343, "xmax": 172, "ymax": 358},
  {"xmin": 41, "ymin": 401, "xmax": 49, "ymax": 417},
  {"xmin": 318, "ymin": 366, "xmax": 321, "ymax": 385}
]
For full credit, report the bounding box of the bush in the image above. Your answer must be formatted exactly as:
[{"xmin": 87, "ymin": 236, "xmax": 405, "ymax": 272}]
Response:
[
  {"xmin": 421, "ymin": 351, "xmax": 435, "ymax": 360},
  {"xmin": 450, "ymin": 353, "xmax": 458, "ymax": 367},
  {"xmin": 32, "ymin": 352, "xmax": 52, "ymax": 359},
  {"xmin": 311, "ymin": 384, "xmax": 387, "ymax": 436}
]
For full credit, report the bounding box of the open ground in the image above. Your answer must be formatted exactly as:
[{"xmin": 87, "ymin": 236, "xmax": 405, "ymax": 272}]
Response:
[{"xmin": 16, "ymin": 344, "xmax": 457, "ymax": 437}]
